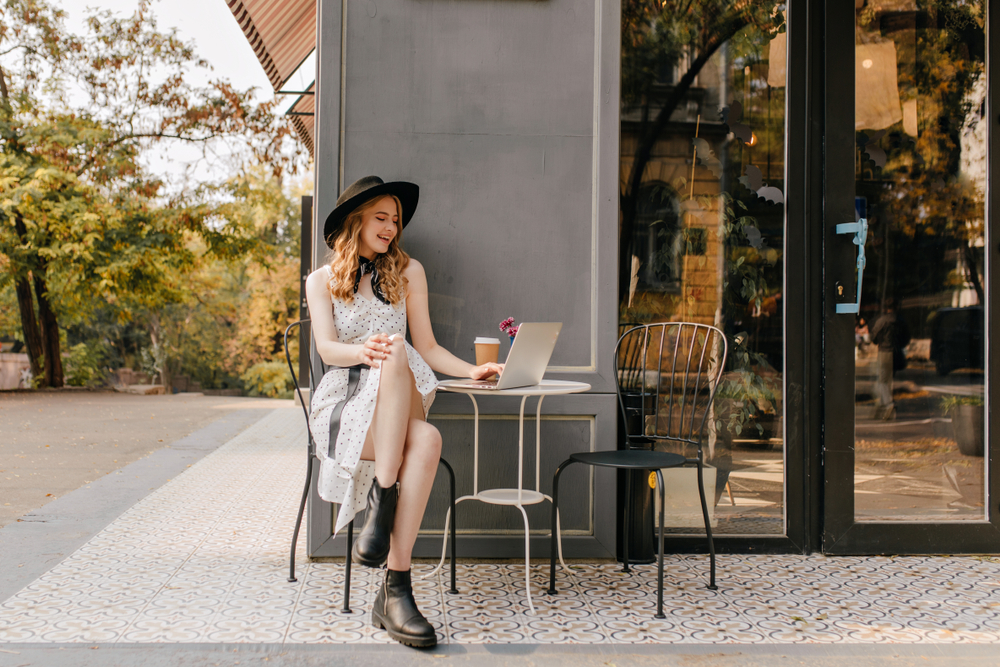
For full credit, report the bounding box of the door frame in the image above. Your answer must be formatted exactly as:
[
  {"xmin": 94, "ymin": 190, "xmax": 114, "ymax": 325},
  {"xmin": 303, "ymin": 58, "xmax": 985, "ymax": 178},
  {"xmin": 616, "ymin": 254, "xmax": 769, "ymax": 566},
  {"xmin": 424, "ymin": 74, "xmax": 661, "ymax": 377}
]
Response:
[{"xmin": 821, "ymin": 0, "xmax": 1000, "ymax": 554}]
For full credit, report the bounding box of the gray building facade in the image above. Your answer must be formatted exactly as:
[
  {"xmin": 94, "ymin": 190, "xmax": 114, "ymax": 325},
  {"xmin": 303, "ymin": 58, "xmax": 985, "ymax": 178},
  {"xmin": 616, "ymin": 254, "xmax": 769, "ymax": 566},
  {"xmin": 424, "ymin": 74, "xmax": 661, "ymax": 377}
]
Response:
[
  {"xmin": 225, "ymin": 0, "xmax": 999, "ymax": 557},
  {"xmin": 309, "ymin": 0, "xmax": 622, "ymax": 559}
]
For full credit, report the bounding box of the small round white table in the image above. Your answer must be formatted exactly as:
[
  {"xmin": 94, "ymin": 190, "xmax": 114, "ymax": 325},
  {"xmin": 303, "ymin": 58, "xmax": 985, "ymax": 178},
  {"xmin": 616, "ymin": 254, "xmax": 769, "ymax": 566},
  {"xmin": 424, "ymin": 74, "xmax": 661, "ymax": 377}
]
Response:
[{"xmin": 425, "ymin": 379, "xmax": 591, "ymax": 614}]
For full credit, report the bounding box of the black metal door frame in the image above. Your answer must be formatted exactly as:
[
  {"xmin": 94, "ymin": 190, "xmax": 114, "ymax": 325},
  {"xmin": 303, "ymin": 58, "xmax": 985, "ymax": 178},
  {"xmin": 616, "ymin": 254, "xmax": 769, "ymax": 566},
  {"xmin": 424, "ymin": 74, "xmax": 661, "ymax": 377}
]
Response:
[{"xmin": 821, "ymin": 0, "xmax": 1000, "ymax": 554}]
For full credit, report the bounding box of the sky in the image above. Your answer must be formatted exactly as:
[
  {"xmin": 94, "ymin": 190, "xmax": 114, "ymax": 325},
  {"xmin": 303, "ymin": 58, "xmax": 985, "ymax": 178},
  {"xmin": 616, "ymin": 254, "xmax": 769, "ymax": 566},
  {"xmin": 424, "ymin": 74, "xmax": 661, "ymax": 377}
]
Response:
[
  {"xmin": 66, "ymin": 0, "xmax": 272, "ymax": 97},
  {"xmin": 61, "ymin": 0, "xmax": 314, "ymax": 187}
]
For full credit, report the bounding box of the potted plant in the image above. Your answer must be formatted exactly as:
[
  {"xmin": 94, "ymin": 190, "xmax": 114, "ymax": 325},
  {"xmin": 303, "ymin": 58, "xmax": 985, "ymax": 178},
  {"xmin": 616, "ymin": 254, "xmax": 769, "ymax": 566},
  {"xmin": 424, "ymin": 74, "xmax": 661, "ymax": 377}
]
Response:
[
  {"xmin": 941, "ymin": 394, "xmax": 984, "ymax": 457},
  {"xmin": 714, "ymin": 336, "xmax": 782, "ymax": 450}
]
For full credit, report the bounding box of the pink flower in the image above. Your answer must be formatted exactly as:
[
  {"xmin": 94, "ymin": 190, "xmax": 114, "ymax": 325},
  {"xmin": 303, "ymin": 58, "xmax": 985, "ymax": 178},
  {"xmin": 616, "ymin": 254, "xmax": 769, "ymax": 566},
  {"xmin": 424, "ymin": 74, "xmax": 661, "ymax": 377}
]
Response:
[
  {"xmin": 508, "ymin": 325, "xmax": 519, "ymax": 338},
  {"xmin": 499, "ymin": 317, "xmax": 515, "ymax": 333}
]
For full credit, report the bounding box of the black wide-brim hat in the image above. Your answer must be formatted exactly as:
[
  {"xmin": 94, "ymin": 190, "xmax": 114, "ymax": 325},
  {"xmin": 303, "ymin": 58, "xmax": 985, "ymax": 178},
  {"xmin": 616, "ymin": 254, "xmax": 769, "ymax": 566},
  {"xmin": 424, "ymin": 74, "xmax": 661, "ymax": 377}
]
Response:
[{"xmin": 323, "ymin": 175, "xmax": 419, "ymax": 248}]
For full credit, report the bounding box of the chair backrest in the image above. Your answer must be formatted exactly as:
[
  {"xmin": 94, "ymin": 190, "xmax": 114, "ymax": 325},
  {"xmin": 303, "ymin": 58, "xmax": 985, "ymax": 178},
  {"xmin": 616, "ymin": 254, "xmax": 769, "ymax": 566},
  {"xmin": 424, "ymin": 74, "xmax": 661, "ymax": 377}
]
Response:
[
  {"xmin": 615, "ymin": 322, "xmax": 728, "ymax": 449},
  {"xmin": 283, "ymin": 319, "xmax": 316, "ymax": 442},
  {"xmin": 283, "ymin": 319, "xmax": 359, "ymax": 453}
]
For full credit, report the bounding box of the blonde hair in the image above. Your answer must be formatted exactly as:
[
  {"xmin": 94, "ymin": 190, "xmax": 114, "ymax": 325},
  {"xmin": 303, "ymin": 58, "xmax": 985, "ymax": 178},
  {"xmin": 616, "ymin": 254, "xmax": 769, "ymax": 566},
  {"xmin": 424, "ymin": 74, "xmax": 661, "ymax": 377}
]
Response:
[{"xmin": 326, "ymin": 195, "xmax": 410, "ymax": 305}]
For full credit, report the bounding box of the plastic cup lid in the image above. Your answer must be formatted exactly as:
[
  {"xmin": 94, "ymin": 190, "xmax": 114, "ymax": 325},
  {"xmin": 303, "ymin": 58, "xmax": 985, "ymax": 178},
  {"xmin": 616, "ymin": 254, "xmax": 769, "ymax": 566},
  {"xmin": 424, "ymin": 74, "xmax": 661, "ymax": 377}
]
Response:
[{"xmin": 474, "ymin": 337, "xmax": 501, "ymax": 344}]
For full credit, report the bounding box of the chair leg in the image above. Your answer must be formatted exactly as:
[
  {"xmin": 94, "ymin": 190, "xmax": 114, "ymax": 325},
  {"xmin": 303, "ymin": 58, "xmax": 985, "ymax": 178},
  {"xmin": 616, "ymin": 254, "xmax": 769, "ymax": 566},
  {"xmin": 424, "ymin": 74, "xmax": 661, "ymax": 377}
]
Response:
[
  {"xmin": 548, "ymin": 459, "xmax": 574, "ymax": 595},
  {"xmin": 343, "ymin": 520, "xmax": 354, "ymax": 613},
  {"xmin": 726, "ymin": 480, "xmax": 735, "ymax": 506},
  {"xmin": 696, "ymin": 456, "xmax": 718, "ymax": 591},
  {"xmin": 655, "ymin": 469, "xmax": 666, "ymax": 619},
  {"xmin": 288, "ymin": 451, "xmax": 314, "ymax": 583},
  {"xmin": 622, "ymin": 470, "xmax": 632, "ymax": 574},
  {"xmin": 439, "ymin": 457, "xmax": 458, "ymax": 594}
]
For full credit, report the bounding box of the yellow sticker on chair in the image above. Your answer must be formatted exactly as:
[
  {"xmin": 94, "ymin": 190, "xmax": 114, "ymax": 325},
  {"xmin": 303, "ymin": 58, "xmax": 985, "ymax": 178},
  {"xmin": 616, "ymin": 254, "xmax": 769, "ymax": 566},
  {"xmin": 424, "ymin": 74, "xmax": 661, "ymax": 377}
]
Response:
[{"xmin": 648, "ymin": 471, "xmax": 657, "ymax": 489}]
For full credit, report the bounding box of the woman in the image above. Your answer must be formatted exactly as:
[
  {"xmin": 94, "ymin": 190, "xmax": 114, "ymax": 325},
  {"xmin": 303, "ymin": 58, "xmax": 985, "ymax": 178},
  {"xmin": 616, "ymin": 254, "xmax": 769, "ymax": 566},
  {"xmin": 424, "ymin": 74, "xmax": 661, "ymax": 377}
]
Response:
[{"xmin": 306, "ymin": 176, "xmax": 502, "ymax": 648}]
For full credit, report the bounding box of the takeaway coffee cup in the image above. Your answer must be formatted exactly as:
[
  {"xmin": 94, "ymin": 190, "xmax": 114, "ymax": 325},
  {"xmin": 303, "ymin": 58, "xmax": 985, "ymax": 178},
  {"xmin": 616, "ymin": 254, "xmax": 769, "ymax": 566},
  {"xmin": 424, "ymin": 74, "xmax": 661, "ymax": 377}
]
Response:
[{"xmin": 474, "ymin": 337, "xmax": 501, "ymax": 367}]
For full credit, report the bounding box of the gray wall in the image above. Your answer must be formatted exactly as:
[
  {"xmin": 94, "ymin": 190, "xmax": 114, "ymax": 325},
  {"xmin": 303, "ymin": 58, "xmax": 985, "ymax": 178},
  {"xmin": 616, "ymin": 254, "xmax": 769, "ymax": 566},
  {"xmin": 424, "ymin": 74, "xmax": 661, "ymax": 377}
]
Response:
[{"xmin": 310, "ymin": 0, "xmax": 621, "ymax": 559}]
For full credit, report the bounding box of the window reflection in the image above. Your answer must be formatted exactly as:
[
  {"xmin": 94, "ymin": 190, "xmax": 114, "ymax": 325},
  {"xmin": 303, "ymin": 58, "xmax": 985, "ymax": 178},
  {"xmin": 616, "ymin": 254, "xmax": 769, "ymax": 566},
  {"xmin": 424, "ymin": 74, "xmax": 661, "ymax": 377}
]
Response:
[
  {"xmin": 852, "ymin": 0, "xmax": 986, "ymax": 520},
  {"xmin": 619, "ymin": 0, "xmax": 788, "ymax": 535}
]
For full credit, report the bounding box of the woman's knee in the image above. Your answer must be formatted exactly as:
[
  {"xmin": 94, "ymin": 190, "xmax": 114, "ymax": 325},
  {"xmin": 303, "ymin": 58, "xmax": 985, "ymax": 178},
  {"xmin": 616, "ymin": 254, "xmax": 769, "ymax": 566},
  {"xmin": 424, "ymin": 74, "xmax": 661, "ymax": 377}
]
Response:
[
  {"xmin": 406, "ymin": 420, "xmax": 442, "ymax": 460},
  {"xmin": 381, "ymin": 337, "xmax": 409, "ymax": 375}
]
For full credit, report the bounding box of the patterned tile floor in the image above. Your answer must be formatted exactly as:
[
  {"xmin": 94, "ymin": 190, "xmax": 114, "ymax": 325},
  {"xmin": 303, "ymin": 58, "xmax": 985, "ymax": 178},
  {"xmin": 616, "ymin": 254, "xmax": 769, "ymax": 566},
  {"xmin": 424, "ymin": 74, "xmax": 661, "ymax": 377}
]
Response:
[{"xmin": 1, "ymin": 408, "xmax": 999, "ymax": 645}]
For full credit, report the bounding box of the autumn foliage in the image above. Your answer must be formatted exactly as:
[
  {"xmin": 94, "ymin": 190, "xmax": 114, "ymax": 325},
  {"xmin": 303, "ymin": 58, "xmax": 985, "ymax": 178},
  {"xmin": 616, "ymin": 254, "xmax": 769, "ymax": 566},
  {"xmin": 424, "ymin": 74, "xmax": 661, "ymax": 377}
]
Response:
[{"xmin": 0, "ymin": 0, "xmax": 306, "ymax": 391}]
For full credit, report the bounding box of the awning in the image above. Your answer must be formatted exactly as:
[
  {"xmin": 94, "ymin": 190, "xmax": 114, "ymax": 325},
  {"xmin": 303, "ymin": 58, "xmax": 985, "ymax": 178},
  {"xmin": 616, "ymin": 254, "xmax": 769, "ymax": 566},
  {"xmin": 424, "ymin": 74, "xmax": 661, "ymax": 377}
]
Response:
[
  {"xmin": 288, "ymin": 82, "xmax": 315, "ymax": 156},
  {"xmin": 225, "ymin": 0, "xmax": 317, "ymax": 152},
  {"xmin": 226, "ymin": 0, "xmax": 315, "ymax": 89}
]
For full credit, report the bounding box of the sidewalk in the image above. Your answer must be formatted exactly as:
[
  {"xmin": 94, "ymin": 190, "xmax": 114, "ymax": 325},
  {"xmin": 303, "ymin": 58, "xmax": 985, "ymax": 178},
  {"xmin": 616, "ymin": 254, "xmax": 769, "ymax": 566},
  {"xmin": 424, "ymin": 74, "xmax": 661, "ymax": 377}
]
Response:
[
  {"xmin": 0, "ymin": 389, "xmax": 283, "ymax": 528},
  {"xmin": 1, "ymin": 408, "xmax": 998, "ymax": 666}
]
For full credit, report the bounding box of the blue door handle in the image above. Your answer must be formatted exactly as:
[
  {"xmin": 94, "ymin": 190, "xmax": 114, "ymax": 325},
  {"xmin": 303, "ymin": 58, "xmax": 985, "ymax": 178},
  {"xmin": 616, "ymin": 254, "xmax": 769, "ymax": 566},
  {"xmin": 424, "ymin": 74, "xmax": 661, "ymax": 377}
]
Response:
[{"xmin": 835, "ymin": 218, "xmax": 868, "ymax": 314}]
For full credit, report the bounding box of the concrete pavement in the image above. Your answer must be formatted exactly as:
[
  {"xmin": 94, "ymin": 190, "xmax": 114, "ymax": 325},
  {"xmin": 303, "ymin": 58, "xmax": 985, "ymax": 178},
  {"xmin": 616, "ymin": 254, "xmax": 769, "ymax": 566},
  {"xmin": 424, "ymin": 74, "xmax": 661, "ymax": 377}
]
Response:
[
  {"xmin": 2, "ymin": 642, "xmax": 1000, "ymax": 667},
  {"xmin": 0, "ymin": 395, "xmax": 998, "ymax": 667},
  {"xmin": 0, "ymin": 389, "xmax": 289, "ymax": 528}
]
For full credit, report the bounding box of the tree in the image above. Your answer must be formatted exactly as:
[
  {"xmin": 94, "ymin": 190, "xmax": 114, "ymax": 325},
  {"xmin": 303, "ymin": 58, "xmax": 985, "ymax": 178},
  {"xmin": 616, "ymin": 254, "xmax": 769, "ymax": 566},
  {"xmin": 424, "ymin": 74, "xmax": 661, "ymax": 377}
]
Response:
[
  {"xmin": 858, "ymin": 0, "xmax": 986, "ymax": 307},
  {"xmin": 136, "ymin": 169, "xmax": 304, "ymax": 392},
  {"xmin": 0, "ymin": 0, "xmax": 79, "ymax": 384},
  {"xmin": 0, "ymin": 0, "xmax": 303, "ymax": 387},
  {"xmin": 618, "ymin": 0, "xmax": 784, "ymax": 303}
]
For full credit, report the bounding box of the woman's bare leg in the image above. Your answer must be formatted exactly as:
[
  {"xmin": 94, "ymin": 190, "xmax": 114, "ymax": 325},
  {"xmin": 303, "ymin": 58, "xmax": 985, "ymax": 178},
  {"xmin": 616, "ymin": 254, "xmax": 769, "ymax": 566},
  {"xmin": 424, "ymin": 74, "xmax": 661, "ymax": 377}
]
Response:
[
  {"xmin": 365, "ymin": 336, "xmax": 411, "ymax": 486},
  {"xmin": 358, "ymin": 356, "xmax": 440, "ymax": 647},
  {"xmin": 387, "ymin": 411, "xmax": 442, "ymax": 571},
  {"xmin": 357, "ymin": 339, "xmax": 442, "ymax": 570}
]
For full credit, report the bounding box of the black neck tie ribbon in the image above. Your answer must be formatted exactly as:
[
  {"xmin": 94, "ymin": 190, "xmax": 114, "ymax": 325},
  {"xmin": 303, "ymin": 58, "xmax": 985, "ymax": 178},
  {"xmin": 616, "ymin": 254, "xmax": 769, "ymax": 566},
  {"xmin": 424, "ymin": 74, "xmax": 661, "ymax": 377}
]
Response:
[{"xmin": 354, "ymin": 256, "xmax": 388, "ymax": 304}]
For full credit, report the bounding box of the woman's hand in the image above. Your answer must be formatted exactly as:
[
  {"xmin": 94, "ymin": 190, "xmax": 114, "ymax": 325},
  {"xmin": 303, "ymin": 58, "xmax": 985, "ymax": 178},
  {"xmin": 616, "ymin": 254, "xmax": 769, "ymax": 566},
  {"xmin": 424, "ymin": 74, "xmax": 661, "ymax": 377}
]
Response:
[
  {"xmin": 358, "ymin": 333, "xmax": 393, "ymax": 368},
  {"xmin": 469, "ymin": 362, "xmax": 504, "ymax": 380}
]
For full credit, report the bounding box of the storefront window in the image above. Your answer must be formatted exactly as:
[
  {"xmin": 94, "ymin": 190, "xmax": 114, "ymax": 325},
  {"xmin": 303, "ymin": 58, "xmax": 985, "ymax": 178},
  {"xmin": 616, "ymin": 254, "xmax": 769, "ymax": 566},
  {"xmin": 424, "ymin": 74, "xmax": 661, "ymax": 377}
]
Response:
[
  {"xmin": 852, "ymin": 0, "xmax": 986, "ymax": 521},
  {"xmin": 618, "ymin": 1, "xmax": 788, "ymax": 535}
]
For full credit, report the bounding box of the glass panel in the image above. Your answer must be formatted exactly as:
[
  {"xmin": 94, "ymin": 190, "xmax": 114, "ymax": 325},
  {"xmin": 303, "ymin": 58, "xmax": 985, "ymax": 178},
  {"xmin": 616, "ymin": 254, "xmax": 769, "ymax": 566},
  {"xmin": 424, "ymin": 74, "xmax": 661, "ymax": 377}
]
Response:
[
  {"xmin": 852, "ymin": 0, "xmax": 986, "ymax": 521},
  {"xmin": 618, "ymin": 1, "xmax": 788, "ymax": 534}
]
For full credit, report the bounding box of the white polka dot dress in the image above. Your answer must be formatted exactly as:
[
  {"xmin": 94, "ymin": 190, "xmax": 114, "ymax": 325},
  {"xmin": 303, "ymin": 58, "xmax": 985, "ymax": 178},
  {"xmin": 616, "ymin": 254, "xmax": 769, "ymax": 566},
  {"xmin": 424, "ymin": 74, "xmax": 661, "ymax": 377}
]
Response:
[{"xmin": 309, "ymin": 266, "xmax": 438, "ymax": 535}]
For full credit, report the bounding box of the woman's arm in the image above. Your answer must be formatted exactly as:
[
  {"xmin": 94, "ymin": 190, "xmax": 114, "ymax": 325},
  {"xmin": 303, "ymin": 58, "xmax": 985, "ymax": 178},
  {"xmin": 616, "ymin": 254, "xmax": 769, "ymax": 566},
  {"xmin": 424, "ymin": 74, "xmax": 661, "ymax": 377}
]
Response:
[
  {"xmin": 404, "ymin": 260, "xmax": 502, "ymax": 380},
  {"xmin": 305, "ymin": 268, "xmax": 392, "ymax": 368}
]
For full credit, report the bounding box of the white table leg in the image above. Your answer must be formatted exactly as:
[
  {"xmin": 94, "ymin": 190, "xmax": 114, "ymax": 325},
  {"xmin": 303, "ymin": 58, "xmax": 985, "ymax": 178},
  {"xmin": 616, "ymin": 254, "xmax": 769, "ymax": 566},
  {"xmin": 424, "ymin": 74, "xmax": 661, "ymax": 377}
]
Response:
[
  {"xmin": 535, "ymin": 395, "xmax": 545, "ymax": 492},
  {"xmin": 425, "ymin": 394, "xmax": 480, "ymax": 581},
  {"xmin": 423, "ymin": 505, "xmax": 451, "ymax": 579},
  {"xmin": 422, "ymin": 496, "xmax": 475, "ymax": 579},
  {"xmin": 517, "ymin": 395, "xmax": 527, "ymax": 504},
  {"xmin": 542, "ymin": 494, "xmax": 570, "ymax": 572},
  {"xmin": 533, "ymin": 395, "xmax": 569, "ymax": 573},
  {"xmin": 517, "ymin": 395, "xmax": 535, "ymax": 612},
  {"xmin": 428, "ymin": 383, "xmax": 593, "ymax": 609},
  {"xmin": 469, "ymin": 394, "xmax": 480, "ymax": 496},
  {"xmin": 516, "ymin": 502, "xmax": 535, "ymax": 614}
]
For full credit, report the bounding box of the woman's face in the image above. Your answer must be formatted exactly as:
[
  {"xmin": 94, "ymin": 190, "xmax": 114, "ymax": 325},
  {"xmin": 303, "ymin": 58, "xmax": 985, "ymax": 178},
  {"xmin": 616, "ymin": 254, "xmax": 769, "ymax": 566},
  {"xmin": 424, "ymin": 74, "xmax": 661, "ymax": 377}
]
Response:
[{"xmin": 357, "ymin": 195, "xmax": 399, "ymax": 259}]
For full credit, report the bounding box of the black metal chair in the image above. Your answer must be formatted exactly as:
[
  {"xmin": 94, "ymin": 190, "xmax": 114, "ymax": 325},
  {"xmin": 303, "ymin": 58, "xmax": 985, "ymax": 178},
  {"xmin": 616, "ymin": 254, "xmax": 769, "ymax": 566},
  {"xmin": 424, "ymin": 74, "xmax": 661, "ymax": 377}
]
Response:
[
  {"xmin": 283, "ymin": 319, "xmax": 458, "ymax": 611},
  {"xmin": 548, "ymin": 322, "xmax": 728, "ymax": 618}
]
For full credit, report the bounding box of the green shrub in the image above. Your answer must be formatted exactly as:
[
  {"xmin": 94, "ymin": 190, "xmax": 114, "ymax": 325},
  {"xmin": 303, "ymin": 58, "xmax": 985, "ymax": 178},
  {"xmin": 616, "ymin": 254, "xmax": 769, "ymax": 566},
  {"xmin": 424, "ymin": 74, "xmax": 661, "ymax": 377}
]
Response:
[
  {"xmin": 940, "ymin": 394, "xmax": 984, "ymax": 414},
  {"xmin": 65, "ymin": 342, "xmax": 108, "ymax": 387},
  {"xmin": 241, "ymin": 361, "xmax": 293, "ymax": 399}
]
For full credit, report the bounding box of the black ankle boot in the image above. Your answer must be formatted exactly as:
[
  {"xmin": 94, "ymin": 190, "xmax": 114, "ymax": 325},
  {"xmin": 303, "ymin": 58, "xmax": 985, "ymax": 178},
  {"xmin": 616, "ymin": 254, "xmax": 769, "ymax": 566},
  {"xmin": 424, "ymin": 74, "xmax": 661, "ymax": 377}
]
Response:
[
  {"xmin": 372, "ymin": 568, "xmax": 437, "ymax": 648},
  {"xmin": 351, "ymin": 478, "xmax": 398, "ymax": 567}
]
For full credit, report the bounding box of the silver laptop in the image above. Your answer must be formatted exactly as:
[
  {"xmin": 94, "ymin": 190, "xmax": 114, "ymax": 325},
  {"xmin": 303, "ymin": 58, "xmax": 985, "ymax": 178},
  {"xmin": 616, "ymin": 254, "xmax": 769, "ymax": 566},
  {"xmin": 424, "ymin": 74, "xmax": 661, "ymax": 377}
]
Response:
[{"xmin": 452, "ymin": 322, "xmax": 562, "ymax": 390}]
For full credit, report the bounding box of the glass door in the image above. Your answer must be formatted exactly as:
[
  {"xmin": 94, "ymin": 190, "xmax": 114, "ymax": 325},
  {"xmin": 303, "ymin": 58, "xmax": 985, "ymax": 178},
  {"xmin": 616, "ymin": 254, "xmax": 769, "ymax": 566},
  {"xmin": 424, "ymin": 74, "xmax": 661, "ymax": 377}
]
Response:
[
  {"xmin": 824, "ymin": 0, "xmax": 998, "ymax": 552},
  {"xmin": 617, "ymin": 0, "xmax": 791, "ymax": 540}
]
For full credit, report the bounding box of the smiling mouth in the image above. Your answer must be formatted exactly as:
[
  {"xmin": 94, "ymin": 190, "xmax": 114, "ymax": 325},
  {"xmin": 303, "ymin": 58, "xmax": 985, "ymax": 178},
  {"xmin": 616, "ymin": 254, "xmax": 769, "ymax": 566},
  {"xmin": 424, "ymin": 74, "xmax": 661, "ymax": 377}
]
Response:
[{"xmin": 377, "ymin": 234, "xmax": 392, "ymax": 243}]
